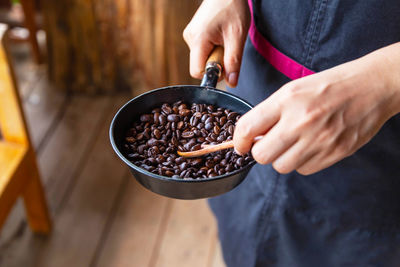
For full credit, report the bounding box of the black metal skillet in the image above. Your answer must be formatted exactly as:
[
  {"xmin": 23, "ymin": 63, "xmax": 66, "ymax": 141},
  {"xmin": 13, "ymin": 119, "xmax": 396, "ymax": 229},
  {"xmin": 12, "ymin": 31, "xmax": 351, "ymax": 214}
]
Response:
[{"xmin": 109, "ymin": 47, "xmax": 256, "ymax": 199}]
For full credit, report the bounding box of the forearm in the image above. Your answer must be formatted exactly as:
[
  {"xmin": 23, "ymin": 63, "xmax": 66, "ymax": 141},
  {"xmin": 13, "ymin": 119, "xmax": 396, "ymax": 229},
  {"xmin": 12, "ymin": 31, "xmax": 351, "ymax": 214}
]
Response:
[{"xmin": 356, "ymin": 42, "xmax": 400, "ymax": 116}]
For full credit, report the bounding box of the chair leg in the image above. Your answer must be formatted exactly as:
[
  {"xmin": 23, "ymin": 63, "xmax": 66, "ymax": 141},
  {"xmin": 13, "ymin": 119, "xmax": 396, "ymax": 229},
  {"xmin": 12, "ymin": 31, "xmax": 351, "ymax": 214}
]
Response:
[
  {"xmin": 20, "ymin": 0, "xmax": 42, "ymax": 64},
  {"xmin": 22, "ymin": 152, "xmax": 51, "ymax": 234}
]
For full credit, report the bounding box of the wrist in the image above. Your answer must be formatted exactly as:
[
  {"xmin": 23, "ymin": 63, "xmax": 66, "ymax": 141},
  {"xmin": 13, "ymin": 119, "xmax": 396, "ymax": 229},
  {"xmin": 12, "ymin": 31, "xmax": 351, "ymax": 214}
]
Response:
[{"xmin": 374, "ymin": 42, "xmax": 400, "ymax": 115}]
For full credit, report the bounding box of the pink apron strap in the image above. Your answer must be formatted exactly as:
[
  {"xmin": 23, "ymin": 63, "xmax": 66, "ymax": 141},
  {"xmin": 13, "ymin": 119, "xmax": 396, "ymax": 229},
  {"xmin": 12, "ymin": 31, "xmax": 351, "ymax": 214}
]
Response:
[{"xmin": 247, "ymin": 0, "xmax": 315, "ymax": 80}]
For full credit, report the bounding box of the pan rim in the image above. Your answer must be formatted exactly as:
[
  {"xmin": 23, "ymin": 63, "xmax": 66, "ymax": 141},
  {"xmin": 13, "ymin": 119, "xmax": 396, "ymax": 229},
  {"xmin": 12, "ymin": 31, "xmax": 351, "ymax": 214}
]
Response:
[{"xmin": 109, "ymin": 85, "xmax": 256, "ymax": 183}]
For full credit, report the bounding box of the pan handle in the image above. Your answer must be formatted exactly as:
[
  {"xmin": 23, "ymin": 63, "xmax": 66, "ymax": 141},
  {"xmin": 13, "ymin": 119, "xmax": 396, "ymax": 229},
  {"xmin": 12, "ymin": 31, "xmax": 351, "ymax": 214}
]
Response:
[{"xmin": 200, "ymin": 46, "xmax": 224, "ymax": 88}]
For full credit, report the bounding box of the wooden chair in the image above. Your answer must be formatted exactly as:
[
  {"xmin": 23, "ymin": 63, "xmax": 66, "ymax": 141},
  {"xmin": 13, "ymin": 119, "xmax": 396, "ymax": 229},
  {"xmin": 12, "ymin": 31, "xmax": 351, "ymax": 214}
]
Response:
[
  {"xmin": 0, "ymin": 24, "xmax": 50, "ymax": 233},
  {"xmin": 0, "ymin": 0, "xmax": 42, "ymax": 63}
]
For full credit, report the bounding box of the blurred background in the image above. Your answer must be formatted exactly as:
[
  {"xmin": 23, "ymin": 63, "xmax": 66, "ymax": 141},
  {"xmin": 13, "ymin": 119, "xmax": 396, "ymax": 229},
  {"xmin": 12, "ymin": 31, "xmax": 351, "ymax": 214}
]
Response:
[{"xmin": 0, "ymin": 0, "xmax": 226, "ymax": 266}]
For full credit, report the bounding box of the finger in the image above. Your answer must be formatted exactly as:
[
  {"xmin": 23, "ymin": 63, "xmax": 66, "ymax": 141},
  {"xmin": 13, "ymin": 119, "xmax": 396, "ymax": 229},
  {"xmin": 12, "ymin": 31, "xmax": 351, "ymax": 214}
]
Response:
[
  {"xmin": 271, "ymin": 140, "xmax": 318, "ymax": 174},
  {"xmin": 250, "ymin": 121, "xmax": 298, "ymax": 165},
  {"xmin": 296, "ymin": 124, "xmax": 362, "ymax": 175},
  {"xmin": 296, "ymin": 148, "xmax": 342, "ymax": 175},
  {"xmin": 189, "ymin": 41, "xmax": 214, "ymax": 79},
  {"xmin": 223, "ymin": 32, "xmax": 246, "ymax": 87},
  {"xmin": 233, "ymin": 94, "xmax": 281, "ymax": 154}
]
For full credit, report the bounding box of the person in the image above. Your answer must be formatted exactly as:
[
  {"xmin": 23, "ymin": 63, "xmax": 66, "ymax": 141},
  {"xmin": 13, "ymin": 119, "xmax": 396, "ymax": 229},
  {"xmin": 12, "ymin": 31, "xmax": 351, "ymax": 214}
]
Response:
[{"xmin": 183, "ymin": 0, "xmax": 400, "ymax": 266}]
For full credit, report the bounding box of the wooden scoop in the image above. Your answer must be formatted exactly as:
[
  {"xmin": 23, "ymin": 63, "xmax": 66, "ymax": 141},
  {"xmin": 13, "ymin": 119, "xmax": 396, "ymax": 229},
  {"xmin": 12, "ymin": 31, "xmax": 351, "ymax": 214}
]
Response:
[
  {"xmin": 177, "ymin": 140, "xmax": 234, "ymax": 158},
  {"xmin": 177, "ymin": 136, "xmax": 263, "ymax": 158}
]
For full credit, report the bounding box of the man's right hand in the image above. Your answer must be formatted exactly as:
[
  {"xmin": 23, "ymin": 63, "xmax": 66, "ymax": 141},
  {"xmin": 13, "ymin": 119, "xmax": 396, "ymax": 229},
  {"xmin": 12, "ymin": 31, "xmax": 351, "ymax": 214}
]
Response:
[{"xmin": 183, "ymin": 0, "xmax": 250, "ymax": 87}]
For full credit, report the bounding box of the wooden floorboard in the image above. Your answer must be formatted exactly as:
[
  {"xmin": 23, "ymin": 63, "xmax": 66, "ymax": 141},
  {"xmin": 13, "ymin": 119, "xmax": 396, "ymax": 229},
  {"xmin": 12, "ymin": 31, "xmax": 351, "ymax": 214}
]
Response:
[
  {"xmin": 153, "ymin": 199, "xmax": 217, "ymax": 267},
  {"xmin": 29, "ymin": 96, "xmax": 129, "ymax": 267},
  {"xmin": 38, "ymin": 94, "xmax": 110, "ymax": 213},
  {"xmin": 23, "ymin": 73, "xmax": 67, "ymax": 151},
  {"xmin": 93, "ymin": 179, "xmax": 170, "ymax": 267}
]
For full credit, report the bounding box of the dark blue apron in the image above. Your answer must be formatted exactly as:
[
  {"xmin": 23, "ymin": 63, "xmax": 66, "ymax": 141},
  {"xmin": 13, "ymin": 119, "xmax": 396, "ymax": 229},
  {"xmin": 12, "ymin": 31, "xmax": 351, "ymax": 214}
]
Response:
[{"xmin": 209, "ymin": 1, "xmax": 400, "ymax": 266}]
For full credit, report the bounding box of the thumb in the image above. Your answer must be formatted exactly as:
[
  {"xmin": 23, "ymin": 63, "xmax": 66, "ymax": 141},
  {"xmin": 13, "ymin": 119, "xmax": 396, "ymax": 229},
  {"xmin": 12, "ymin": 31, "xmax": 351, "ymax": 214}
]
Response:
[
  {"xmin": 189, "ymin": 41, "xmax": 214, "ymax": 79},
  {"xmin": 223, "ymin": 33, "xmax": 246, "ymax": 87}
]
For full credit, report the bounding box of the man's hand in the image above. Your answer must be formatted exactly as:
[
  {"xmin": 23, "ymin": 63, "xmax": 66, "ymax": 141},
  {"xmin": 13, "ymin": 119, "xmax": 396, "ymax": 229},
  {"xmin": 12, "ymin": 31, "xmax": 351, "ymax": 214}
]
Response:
[
  {"xmin": 183, "ymin": 0, "xmax": 250, "ymax": 87},
  {"xmin": 233, "ymin": 43, "xmax": 400, "ymax": 175}
]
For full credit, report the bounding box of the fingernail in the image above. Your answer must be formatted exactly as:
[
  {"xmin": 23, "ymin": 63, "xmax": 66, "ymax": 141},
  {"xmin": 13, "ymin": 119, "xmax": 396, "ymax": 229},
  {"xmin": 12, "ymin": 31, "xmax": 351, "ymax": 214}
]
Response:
[{"xmin": 228, "ymin": 72, "xmax": 238, "ymax": 87}]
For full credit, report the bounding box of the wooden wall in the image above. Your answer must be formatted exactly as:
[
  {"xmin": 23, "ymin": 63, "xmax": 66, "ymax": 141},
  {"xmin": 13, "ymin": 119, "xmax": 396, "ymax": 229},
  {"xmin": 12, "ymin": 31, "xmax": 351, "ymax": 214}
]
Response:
[{"xmin": 41, "ymin": 0, "xmax": 200, "ymax": 94}]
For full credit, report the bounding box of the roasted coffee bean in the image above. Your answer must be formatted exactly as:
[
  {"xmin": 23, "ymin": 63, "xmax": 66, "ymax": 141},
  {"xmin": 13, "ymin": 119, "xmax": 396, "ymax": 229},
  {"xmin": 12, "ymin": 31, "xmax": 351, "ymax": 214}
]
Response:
[
  {"xmin": 197, "ymin": 122, "xmax": 205, "ymax": 130},
  {"xmin": 143, "ymin": 128, "xmax": 151, "ymax": 139},
  {"xmin": 227, "ymin": 125, "xmax": 234, "ymax": 135},
  {"xmin": 220, "ymin": 159, "xmax": 228, "ymax": 168},
  {"xmin": 177, "ymin": 121, "xmax": 184, "ymax": 130},
  {"xmin": 165, "ymin": 170, "xmax": 174, "ymax": 177},
  {"xmin": 205, "ymin": 160, "xmax": 214, "ymax": 168},
  {"xmin": 213, "ymin": 155, "xmax": 222, "ymax": 162},
  {"xmin": 136, "ymin": 133, "xmax": 144, "ymax": 141},
  {"xmin": 190, "ymin": 116, "xmax": 199, "ymax": 127},
  {"xmin": 191, "ymin": 158, "xmax": 203, "ymax": 166},
  {"xmin": 184, "ymin": 139, "xmax": 196, "ymax": 151},
  {"xmin": 137, "ymin": 144, "xmax": 146, "ymax": 154},
  {"xmin": 153, "ymin": 112, "xmax": 160, "ymax": 125},
  {"xmin": 214, "ymin": 165, "xmax": 220, "ymax": 173},
  {"xmin": 175, "ymin": 157, "xmax": 185, "ymax": 164},
  {"xmin": 210, "ymin": 133, "xmax": 218, "ymax": 140},
  {"xmin": 140, "ymin": 114, "xmax": 153, "ymax": 122},
  {"xmin": 124, "ymin": 101, "xmax": 252, "ymax": 179},
  {"xmin": 205, "ymin": 123, "xmax": 213, "ymax": 130},
  {"xmin": 205, "ymin": 136, "xmax": 214, "ymax": 143},
  {"xmin": 197, "ymin": 137, "xmax": 205, "ymax": 143},
  {"xmin": 167, "ymin": 114, "xmax": 179, "ymax": 122},
  {"xmin": 213, "ymin": 125, "xmax": 221, "ymax": 135},
  {"xmin": 179, "ymin": 109, "xmax": 191, "ymax": 116},
  {"xmin": 161, "ymin": 105, "xmax": 172, "ymax": 115},
  {"xmin": 159, "ymin": 114, "xmax": 167, "ymax": 125},
  {"xmin": 236, "ymin": 157, "xmax": 245, "ymax": 167},
  {"xmin": 191, "ymin": 144, "xmax": 202, "ymax": 151},
  {"xmin": 193, "ymin": 111, "xmax": 202, "ymax": 118},
  {"xmin": 149, "ymin": 146, "xmax": 159, "ymax": 156},
  {"xmin": 220, "ymin": 116, "xmax": 227, "ymax": 126},
  {"xmin": 227, "ymin": 112, "xmax": 238, "ymax": 120},
  {"xmin": 147, "ymin": 138, "xmax": 158, "ymax": 146},
  {"xmin": 205, "ymin": 117, "xmax": 213, "ymax": 124},
  {"xmin": 178, "ymin": 103, "xmax": 187, "ymax": 110},
  {"xmin": 193, "ymin": 129, "xmax": 201, "ymax": 136},
  {"xmin": 179, "ymin": 162, "xmax": 188, "ymax": 170},
  {"xmin": 153, "ymin": 129, "xmax": 161, "ymax": 139},
  {"xmin": 209, "ymin": 172, "xmax": 217, "ymax": 178},
  {"xmin": 147, "ymin": 158, "xmax": 157, "ymax": 166},
  {"xmin": 176, "ymin": 130, "xmax": 181, "ymax": 140},
  {"xmin": 171, "ymin": 121, "xmax": 177, "ymax": 131},
  {"xmin": 181, "ymin": 131, "xmax": 194, "ymax": 139},
  {"xmin": 217, "ymin": 135, "xmax": 225, "ymax": 142},
  {"xmin": 223, "ymin": 164, "xmax": 232, "ymax": 173},
  {"xmin": 125, "ymin": 137, "xmax": 136, "ymax": 143}
]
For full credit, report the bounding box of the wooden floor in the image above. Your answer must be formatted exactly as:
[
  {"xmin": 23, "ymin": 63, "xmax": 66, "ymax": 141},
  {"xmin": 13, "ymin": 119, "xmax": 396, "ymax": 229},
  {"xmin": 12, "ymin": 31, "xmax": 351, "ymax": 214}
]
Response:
[{"xmin": 0, "ymin": 41, "xmax": 226, "ymax": 267}]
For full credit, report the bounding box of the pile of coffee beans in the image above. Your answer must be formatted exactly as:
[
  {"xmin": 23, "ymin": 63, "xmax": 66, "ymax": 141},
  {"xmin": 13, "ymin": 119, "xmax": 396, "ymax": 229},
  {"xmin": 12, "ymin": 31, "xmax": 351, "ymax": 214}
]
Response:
[{"xmin": 123, "ymin": 101, "xmax": 252, "ymax": 179}]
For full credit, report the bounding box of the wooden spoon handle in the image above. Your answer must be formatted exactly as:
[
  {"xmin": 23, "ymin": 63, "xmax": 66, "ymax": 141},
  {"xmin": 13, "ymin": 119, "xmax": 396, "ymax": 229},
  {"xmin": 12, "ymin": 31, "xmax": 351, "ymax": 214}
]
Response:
[
  {"xmin": 177, "ymin": 140, "xmax": 234, "ymax": 158},
  {"xmin": 177, "ymin": 136, "xmax": 263, "ymax": 158}
]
